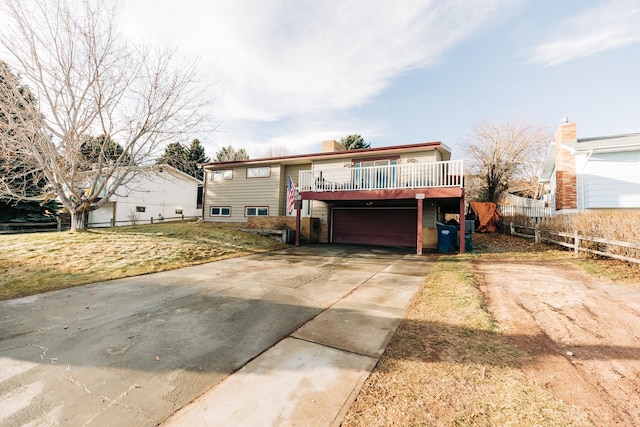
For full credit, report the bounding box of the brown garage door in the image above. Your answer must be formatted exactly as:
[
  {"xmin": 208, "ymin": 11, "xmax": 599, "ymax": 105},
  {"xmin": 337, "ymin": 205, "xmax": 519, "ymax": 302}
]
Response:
[{"xmin": 332, "ymin": 207, "xmax": 417, "ymax": 247}]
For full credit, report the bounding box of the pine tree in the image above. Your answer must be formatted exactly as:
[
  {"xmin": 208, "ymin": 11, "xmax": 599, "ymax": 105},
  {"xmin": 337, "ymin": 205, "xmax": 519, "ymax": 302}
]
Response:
[
  {"xmin": 340, "ymin": 134, "xmax": 370, "ymax": 150},
  {"xmin": 0, "ymin": 61, "xmax": 59, "ymax": 223}
]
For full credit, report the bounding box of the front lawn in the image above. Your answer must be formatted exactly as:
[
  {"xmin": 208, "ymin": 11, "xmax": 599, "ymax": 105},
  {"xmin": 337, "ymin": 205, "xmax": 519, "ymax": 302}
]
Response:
[{"xmin": 0, "ymin": 222, "xmax": 286, "ymax": 301}]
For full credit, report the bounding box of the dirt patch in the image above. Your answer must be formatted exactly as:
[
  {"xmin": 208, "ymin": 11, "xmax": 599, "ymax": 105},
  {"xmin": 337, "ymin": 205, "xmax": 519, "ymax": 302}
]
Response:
[{"xmin": 475, "ymin": 257, "xmax": 640, "ymax": 426}]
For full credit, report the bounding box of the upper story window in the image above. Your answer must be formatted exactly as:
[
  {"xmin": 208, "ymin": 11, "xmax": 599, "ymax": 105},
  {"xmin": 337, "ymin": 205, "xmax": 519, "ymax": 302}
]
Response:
[
  {"xmin": 353, "ymin": 157, "xmax": 398, "ymax": 168},
  {"xmin": 247, "ymin": 166, "xmax": 270, "ymax": 178},
  {"xmin": 212, "ymin": 169, "xmax": 233, "ymax": 180}
]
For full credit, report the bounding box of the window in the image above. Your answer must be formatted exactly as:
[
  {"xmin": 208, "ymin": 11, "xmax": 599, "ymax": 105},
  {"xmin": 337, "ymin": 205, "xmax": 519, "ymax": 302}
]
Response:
[
  {"xmin": 175, "ymin": 208, "xmax": 183, "ymax": 215},
  {"xmin": 245, "ymin": 206, "xmax": 268, "ymax": 216},
  {"xmin": 247, "ymin": 166, "xmax": 270, "ymax": 178},
  {"xmin": 210, "ymin": 206, "xmax": 231, "ymax": 216},
  {"xmin": 213, "ymin": 170, "xmax": 233, "ymax": 180},
  {"xmin": 136, "ymin": 206, "xmax": 146, "ymax": 213},
  {"xmin": 354, "ymin": 157, "xmax": 398, "ymax": 189}
]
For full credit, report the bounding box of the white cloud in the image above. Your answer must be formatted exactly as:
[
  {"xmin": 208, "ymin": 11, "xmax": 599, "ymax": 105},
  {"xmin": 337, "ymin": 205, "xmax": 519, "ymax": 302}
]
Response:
[
  {"xmin": 528, "ymin": 0, "xmax": 640, "ymax": 67},
  {"xmin": 121, "ymin": 0, "xmax": 511, "ymax": 123}
]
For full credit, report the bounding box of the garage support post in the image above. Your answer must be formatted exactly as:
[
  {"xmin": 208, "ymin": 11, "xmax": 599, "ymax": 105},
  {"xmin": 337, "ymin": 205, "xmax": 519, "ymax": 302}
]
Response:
[{"xmin": 416, "ymin": 198, "xmax": 423, "ymax": 255}]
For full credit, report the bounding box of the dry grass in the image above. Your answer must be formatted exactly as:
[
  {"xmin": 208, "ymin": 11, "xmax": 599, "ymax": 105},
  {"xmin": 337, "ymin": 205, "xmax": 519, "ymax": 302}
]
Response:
[
  {"xmin": 343, "ymin": 234, "xmax": 594, "ymax": 426},
  {"xmin": 507, "ymin": 211, "xmax": 640, "ymax": 265},
  {"xmin": 0, "ymin": 222, "xmax": 286, "ymax": 300}
]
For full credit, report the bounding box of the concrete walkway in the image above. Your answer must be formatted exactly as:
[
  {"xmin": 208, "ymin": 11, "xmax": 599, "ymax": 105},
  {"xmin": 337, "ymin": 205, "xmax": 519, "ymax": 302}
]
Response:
[
  {"xmin": 164, "ymin": 256, "xmax": 434, "ymax": 426},
  {"xmin": 0, "ymin": 245, "xmax": 435, "ymax": 426}
]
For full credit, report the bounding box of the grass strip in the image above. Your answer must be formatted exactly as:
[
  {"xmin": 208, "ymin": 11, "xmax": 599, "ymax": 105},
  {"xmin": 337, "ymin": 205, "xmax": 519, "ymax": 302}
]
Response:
[{"xmin": 342, "ymin": 255, "xmax": 592, "ymax": 426}]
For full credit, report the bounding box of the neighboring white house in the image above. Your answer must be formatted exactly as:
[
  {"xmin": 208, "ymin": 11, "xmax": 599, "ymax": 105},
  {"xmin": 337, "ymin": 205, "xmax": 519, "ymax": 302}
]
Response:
[
  {"xmin": 540, "ymin": 119, "xmax": 640, "ymax": 213},
  {"xmin": 87, "ymin": 165, "xmax": 202, "ymax": 227}
]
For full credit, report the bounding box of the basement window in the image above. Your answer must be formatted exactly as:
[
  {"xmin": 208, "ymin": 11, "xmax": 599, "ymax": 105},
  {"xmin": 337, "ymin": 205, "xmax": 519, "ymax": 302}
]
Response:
[
  {"xmin": 245, "ymin": 206, "xmax": 268, "ymax": 216},
  {"xmin": 210, "ymin": 206, "xmax": 231, "ymax": 216}
]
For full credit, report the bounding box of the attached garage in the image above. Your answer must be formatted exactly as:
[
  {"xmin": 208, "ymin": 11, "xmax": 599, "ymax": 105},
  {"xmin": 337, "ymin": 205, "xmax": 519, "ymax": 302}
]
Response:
[{"xmin": 331, "ymin": 207, "xmax": 417, "ymax": 247}]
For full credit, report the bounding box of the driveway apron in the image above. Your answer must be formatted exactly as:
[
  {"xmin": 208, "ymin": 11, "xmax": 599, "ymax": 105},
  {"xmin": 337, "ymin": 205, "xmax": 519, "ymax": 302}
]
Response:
[{"xmin": 0, "ymin": 245, "xmax": 434, "ymax": 426}]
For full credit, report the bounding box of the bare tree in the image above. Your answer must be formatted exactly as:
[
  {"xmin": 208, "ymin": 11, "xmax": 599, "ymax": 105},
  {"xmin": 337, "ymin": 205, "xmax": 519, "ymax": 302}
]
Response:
[
  {"xmin": 463, "ymin": 121, "xmax": 550, "ymax": 204},
  {"xmin": 0, "ymin": 0, "xmax": 207, "ymax": 230},
  {"xmin": 260, "ymin": 144, "xmax": 290, "ymax": 158}
]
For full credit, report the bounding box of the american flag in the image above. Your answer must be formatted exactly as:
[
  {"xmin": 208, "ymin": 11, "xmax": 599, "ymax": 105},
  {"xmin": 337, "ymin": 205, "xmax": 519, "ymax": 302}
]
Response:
[{"xmin": 286, "ymin": 176, "xmax": 296, "ymax": 214}]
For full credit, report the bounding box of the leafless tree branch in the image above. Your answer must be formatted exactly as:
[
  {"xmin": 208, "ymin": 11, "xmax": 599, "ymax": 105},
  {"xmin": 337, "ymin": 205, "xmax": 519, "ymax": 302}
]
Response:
[{"xmin": 0, "ymin": 0, "xmax": 209, "ymax": 230}]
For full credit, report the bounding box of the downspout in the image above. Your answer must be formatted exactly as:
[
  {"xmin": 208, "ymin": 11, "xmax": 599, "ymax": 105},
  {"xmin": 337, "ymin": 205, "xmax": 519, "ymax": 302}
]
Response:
[{"xmin": 201, "ymin": 167, "xmax": 207, "ymax": 222}]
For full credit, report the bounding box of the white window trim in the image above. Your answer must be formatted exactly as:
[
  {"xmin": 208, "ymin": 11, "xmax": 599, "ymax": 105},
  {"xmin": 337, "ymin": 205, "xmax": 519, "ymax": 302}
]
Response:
[
  {"xmin": 212, "ymin": 170, "xmax": 233, "ymax": 180},
  {"xmin": 210, "ymin": 206, "xmax": 231, "ymax": 216},
  {"xmin": 245, "ymin": 206, "xmax": 269, "ymax": 216},
  {"xmin": 247, "ymin": 166, "xmax": 271, "ymax": 178}
]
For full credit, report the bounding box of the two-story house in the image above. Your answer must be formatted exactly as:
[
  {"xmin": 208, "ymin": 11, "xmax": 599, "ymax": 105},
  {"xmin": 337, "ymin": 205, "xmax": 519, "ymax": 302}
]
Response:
[
  {"xmin": 540, "ymin": 119, "xmax": 640, "ymax": 213},
  {"xmin": 201, "ymin": 140, "xmax": 465, "ymax": 254}
]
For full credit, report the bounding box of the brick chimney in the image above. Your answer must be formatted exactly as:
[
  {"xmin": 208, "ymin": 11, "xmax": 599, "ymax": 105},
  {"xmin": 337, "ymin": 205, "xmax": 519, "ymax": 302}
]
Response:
[
  {"xmin": 554, "ymin": 118, "xmax": 577, "ymax": 211},
  {"xmin": 322, "ymin": 140, "xmax": 345, "ymax": 153}
]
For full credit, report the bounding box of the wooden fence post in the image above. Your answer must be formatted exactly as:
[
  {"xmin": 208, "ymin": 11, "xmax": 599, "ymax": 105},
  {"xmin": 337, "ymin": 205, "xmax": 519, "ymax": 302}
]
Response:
[
  {"xmin": 57, "ymin": 218, "xmax": 62, "ymax": 232},
  {"xmin": 510, "ymin": 222, "xmax": 514, "ymax": 235},
  {"xmin": 535, "ymin": 224, "xmax": 540, "ymax": 243},
  {"xmin": 574, "ymin": 229, "xmax": 580, "ymax": 256}
]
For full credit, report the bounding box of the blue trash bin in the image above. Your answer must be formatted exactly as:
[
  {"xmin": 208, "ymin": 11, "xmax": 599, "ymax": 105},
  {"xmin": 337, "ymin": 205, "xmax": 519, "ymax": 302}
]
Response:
[{"xmin": 437, "ymin": 225, "xmax": 453, "ymax": 253}]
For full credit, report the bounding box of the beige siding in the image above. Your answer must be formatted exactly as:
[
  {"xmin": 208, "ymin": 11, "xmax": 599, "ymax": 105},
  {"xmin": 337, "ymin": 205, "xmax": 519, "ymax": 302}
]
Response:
[
  {"xmin": 284, "ymin": 164, "xmax": 312, "ymax": 185},
  {"xmin": 283, "ymin": 164, "xmax": 313, "ymax": 216},
  {"xmin": 312, "ymin": 158, "xmax": 348, "ymax": 169},
  {"xmin": 398, "ymin": 149, "xmax": 438, "ymax": 164},
  {"xmin": 205, "ymin": 164, "xmax": 282, "ymax": 222},
  {"xmin": 310, "ymin": 201, "xmax": 330, "ymax": 243}
]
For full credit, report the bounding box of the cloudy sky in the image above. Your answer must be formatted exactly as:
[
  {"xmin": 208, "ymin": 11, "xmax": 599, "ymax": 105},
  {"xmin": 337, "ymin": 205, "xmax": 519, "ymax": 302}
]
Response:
[{"xmin": 119, "ymin": 0, "xmax": 640, "ymax": 159}]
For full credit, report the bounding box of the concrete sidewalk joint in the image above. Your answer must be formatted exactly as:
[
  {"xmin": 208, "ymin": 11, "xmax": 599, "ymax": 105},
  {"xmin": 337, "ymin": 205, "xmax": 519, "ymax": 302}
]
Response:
[{"xmin": 165, "ymin": 254, "xmax": 435, "ymax": 427}]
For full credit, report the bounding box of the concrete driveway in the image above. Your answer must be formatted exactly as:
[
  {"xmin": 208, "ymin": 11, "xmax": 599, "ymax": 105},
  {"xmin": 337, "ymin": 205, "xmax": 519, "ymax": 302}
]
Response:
[{"xmin": 0, "ymin": 245, "xmax": 434, "ymax": 426}]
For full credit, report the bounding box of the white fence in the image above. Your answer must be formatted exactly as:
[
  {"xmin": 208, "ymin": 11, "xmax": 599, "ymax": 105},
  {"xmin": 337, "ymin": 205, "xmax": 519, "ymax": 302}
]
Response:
[
  {"xmin": 299, "ymin": 160, "xmax": 464, "ymax": 192},
  {"xmin": 499, "ymin": 205, "xmax": 552, "ymax": 218},
  {"xmin": 510, "ymin": 222, "xmax": 640, "ymax": 264}
]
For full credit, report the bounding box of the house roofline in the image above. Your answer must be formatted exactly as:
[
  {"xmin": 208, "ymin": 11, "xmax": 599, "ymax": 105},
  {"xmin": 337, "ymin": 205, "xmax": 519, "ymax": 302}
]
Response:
[
  {"xmin": 202, "ymin": 141, "xmax": 450, "ymax": 169},
  {"xmin": 152, "ymin": 164, "xmax": 201, "ymax": 184}
]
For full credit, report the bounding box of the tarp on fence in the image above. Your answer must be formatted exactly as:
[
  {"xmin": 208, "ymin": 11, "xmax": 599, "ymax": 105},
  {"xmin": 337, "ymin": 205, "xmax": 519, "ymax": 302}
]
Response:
[{"xmin": 470, "ymin": 202, "xmax": 500, "ymax": 233}]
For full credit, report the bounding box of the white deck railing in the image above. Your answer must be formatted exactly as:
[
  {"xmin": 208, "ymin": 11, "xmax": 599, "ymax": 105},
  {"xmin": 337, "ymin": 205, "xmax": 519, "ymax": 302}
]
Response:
[{"xmin": 298, "ymin": 160, "xmax": 463, "ymax": 192}]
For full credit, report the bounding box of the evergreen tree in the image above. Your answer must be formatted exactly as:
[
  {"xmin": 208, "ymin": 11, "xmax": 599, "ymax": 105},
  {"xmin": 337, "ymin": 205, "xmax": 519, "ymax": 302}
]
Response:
[
  {"xmin": 185, "ymin": 139, "xmax": 209, "ymax": 180},
  {"xmin": 340, "ymin": 134, "xmax": 370, "ymax": 150},
  {"xmin": 215, "ymin": 145, "xmax": 249, "ymax": 162},
  {"xmin": 80, "ymin": 134, "xmax": 128, "ymax": 169},
  {"xmin": 157, "ymin": 142, "xmax": 188, "ymax": 172},
  {"xmin": 156, "ymin": 139, "xmax": 210, "ymax": 180},
  {"xmin": 0, "ymin": 61, "xmax": 59, "ymax": 223}
]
